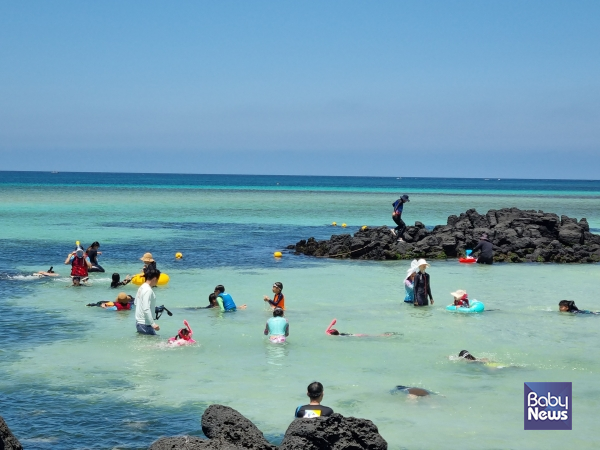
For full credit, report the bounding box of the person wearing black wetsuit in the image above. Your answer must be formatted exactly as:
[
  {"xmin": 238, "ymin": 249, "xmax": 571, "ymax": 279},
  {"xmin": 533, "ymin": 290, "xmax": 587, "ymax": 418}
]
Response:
[
  {"xmin": 471, "ymin": 234, "xmax": 494, "ymax": 265},
  {"xmin": 87, "ymin": 242, "xmax": 105, "ymax": 272},
  {"xmin": 391, "ymin": 194, "xmax": 410, "ymax": 240},
  {"xmin": 295, "ymin": 382, "xmax": 334, "ymax": 418},
  {"xmin": 413, "ymin": 259, "xmax": 433, "ymax": 306}
]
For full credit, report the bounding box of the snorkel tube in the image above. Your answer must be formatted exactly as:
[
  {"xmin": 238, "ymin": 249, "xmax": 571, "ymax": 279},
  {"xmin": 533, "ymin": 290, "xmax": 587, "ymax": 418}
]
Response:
[{"xmin": 325, "ymin": 319, "xmax": 337, "ymax": 335}]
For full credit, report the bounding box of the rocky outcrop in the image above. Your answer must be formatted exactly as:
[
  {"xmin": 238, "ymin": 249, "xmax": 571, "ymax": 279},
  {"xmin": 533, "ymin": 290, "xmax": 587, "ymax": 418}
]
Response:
[
  {"xmin": 0, "ymin": 416, "xmax": 23, "ymax": 450},
  {"xmin": 289, "ymin": 208, "xmax": 600, "ymax": 263},
  {"xmin": 149, "ymin": 405, "xmax": 386, "ymax": 450},
  {"xmin": 280, "ymin": 414, "xmax": 387, "ymax": 450}
]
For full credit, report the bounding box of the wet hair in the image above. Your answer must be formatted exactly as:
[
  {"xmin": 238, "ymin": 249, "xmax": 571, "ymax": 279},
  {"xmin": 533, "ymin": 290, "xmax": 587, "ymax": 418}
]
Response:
[
  {"xmin": 459, "ymin": 350, "xmax": 476, "ymax": 361},
  {"xmin": 111, "ymin": 273, "xmax": 120, "ymax": 288},
  {"xmin": 559, "ymin": 300, "xmax": 579, "ymax": 312},
  {"xmin": 72, "ymin": 277, "xmax": 81, "ymax": 284},
  {"xmin": 273, "ymin": 307, "xmax": 284, "ymax": 317},
  {"xmin": 180, "ymin": 328, "xmax": 190, "ymax": 336},
  {"xmin": 144, "ymin": 268, "xmax": 161, "ymax": 281},
  {"xmin": 307, "ymin": 381, "xmax": 324, "ymax": 399},
  {"xmin": 329, "ymin": 329, "xmax": 340, "ymax": 335},
  {"xmin": 214, "ymin": 285, "xmax": 225, "ymax": 293},
  {"xmin": 273, "ymin": 282, "xmax": 283, "ymax": 290},
  {"xmin": 208, "ymin": 293, "xmax": 217, "ymax": 304}
]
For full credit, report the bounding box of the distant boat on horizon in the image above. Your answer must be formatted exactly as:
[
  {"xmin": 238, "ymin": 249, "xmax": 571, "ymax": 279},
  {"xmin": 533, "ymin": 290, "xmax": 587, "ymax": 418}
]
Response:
[{"xmin": 51, "ymin": 171, "xmax": 59, "ymax": 174}]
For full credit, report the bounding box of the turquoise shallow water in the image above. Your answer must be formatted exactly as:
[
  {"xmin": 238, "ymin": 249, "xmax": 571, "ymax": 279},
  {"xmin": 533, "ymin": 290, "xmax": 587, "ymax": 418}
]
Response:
[{"xmin": 1, "ymin": 172, "xmax": 599, "ymax": 449}]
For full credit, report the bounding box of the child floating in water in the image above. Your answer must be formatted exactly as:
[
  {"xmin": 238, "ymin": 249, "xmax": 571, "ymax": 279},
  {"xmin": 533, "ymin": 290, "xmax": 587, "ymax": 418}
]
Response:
[
  {"xmin": 451, "ymin": 290, "xmax": 470, "ymax": 308},
  {"xmin": 34, "ymin": 267, "xmax": 59, "ymax": 277},
  {"xmin": 559, "ymin": 300, "xmax": 599, "ymax": 315},
  {"xmin": 87, "ymin": 292, "xmax": 134, "ymax": 310},
  {"xmin": 168, "ymin": 320, "xmax": 196, "ymax": 345},
  {"xmin": 264, "ymin": 307, "xmax": 289, "ymax": 343},
  {"xmin": 325, "ymin": 319, "xmax": 393, "ymax": 337},
  {"xmin": 264, "ymin": 282, "xmax": 285, "ymax": 309}
]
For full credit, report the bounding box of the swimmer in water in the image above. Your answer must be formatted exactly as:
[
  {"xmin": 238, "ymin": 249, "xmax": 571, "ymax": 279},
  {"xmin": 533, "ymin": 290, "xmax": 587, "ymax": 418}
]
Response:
[
  {"xmin": 70, "ymin": 276, "xmax": 90, "ymax": 287},
  {"xmin": 325, "ymin": 319, "xmax": 393, "ymax": 337},
  {"xmin": 264, "ymin": 282, "xmax": 285, "ymax": 310},
  {"xmin": 451, "ymin": 290, "xmax": 470, "ymax": 308},
  {"xmin": 264, "ymin": 307, "xmax": 289, "ymax": 343},
  {"xmin": 458, "ymin": 350, "xmax": 490, "ymax": 363},
  {"xmin": 559, "ymin": 300, "xmax": 599, "ymax": 315},
  {"xmin": 168, "ymin": 320, "xmax": 196, "ymax": 345},
  {"xmin": 393, "ymin": 386, "xmax": 431, "ymax": 398},
  {"xmin": 111, "ymin": 273, "xmax": 132, "ymax": 288},
  {"xmin": 87, "ymin": 293, "xmax": 135, "ymax": 310},
  {"xmin": 34, "ymin": 267, "xmax": 60, "ymax": 277},
  {"xmin": 214, "ymin": 285, "xmax": 247, "ymax": 311}
]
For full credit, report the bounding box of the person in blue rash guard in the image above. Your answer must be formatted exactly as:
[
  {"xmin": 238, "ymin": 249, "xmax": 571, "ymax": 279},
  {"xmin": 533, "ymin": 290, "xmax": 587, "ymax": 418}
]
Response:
[{"xmin": 214, "ymin": 285, "xmax": 247, "ymax": 312}]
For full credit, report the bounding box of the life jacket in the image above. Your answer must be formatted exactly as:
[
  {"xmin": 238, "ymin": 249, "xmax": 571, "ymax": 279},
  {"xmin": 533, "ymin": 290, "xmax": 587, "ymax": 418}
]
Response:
[
  {"xmin": 71, "ymin": 255, "xmax": 88, "ymax": 277},
  {"xmin": 271, "ymin": 293, "xmax": 285, "ymax": 309},
  {"xmin": 115, "ymin": 302, "xmax": 132, "ymax": 311}
]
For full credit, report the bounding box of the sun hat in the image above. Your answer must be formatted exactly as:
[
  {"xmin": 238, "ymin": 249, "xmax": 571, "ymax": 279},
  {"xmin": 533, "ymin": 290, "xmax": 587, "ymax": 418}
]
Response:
[
  {"xmin": 405, "ymin": 259, "xmax": 419, "ymax": 279},
  {"xmin": 451, "ymin": 289, "xmax": 468, "ymax": 300},
  {"xmin": 140, "ymin": 252, "xmax": 155, "ymax": 263},
  {"xmin": 416, "ymin": 258, "xmax": 430, "ymax": 268},
  {"xmin": 116, "ymin": 292, "xmax": 129, "ymax": 303},
  {"xmin": 481, "ymin": 234, "xmax": 489, "ymax": 241},
  {"xmin": 401, "ymin": 194, "xmax": 410, "ymax": 202}
]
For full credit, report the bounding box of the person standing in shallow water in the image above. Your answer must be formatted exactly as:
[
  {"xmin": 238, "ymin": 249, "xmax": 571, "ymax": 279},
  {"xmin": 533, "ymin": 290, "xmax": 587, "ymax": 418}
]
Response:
[
  {"xmin": 413, "ymin": 259, "xmax": 434, "ymax": 306},
  {"xmin": 391, "ymin": 194, "xmax": 410, "ymax": 242},
  {"xmin": 471, "ymin": 234, "xmax": 494, "ymax": 265}
]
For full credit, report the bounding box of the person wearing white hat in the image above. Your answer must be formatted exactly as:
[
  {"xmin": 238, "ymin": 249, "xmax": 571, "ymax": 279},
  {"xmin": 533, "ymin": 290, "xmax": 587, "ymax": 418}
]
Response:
[
  {"xmin": 403, "ymin": 259, "xmax": 419, "ymax": 303},
  {"xmin": 451, "ymin": 289, "xmax": 469, "ymax": 308},
  {"xmin": 413, "ymin": 259, "xmax": 434, "ymax": 306}
]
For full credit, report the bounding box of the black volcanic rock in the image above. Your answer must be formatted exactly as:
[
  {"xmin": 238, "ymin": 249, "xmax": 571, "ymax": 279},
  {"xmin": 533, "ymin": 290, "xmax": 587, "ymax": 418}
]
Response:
[
  {"xmin": 0, "ymin": 416, "xmax": 23, "ymax": 450},
  {"xmin": 279, "ymin": 414, "xmax": 388, "ymax": 450},
  {"xmin": 149, "ymin": 405, "xmax": 386, "ymax": 450},
  {"xmin": 291, "ymin": 208, "xmax": 600, "ymax": 263}
]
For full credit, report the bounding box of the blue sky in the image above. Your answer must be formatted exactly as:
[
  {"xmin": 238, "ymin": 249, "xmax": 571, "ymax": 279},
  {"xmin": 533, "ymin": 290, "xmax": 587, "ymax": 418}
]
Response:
[{"xmin": 1, "ymin": 1, "xmax": 599, "ymax": 178}]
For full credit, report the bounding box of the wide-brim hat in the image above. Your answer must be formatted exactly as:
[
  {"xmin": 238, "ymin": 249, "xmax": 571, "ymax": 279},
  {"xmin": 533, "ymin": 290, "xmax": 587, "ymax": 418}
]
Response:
[
  {"xmin": 140, "ymin": 252, "xmax": 155, "ymax": 263},
  {"xmin": 451, "ymin": 289, "xmax": 468, "ymax": 299},
  {"xmin": 416, "ymin": 258, "xmax": 430, "ymax": 268},
  {"xmin": 116, "ymin": 292, "xmax": 129, "ymax": 303}
]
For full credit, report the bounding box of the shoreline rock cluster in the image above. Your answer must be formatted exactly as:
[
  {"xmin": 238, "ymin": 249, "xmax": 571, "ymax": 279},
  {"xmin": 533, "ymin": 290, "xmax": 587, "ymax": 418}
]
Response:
[
  {"xmin": 1, "ymin": 406, "xmax": 387, "ymax": 450},
  {"xmin": 150, "ymin": 405, "xmax": 386, "ymax": 450},
  {"xmin": 289, "ymin": 208, "xmax": 600, "ymax": 263}
]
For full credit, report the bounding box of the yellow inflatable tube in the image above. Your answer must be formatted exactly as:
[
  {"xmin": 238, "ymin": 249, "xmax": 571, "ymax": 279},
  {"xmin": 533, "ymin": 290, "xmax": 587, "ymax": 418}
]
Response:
[{"xmin": 131, "ymin": 273, "xmax": 170, "ymax": 286}]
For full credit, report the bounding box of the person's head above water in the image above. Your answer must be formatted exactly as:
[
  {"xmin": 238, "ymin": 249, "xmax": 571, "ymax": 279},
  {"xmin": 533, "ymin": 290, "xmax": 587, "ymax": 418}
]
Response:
[
  {"xmin": 208, "ymin": 293, "xmax": 217, "ymax": 306},
  {"xmin": 72, "ymin": 276, "xmax": 81, "ymax": 286},
  {"xmin": 116, "ymin": 292, "xmax": 130, "ymax": 304},
  {"xmin": 307, "ymin": 381, "xmax": 324, "ymax": 402},
  {"xmin": 273, "ymin": 307, "xmax": 284, "ymax": 317},
  {"xmin": 272, "ymin": 282, "xmax": 283, "ymax": 293},
  {"xmin": 214, "ymin": 285, "xmax": 225, "ymax": 294},
  {"xmin": 75, "ymin": 246, "xmax": 84, "ymax": 258},
  {"xmin": 417, "ymin": 258, "xmax": 430, "ymax": 272},
  {"xmin": 459, "ymin": 350, "xmax": 476, "ymax": 361},
  {"xmin": 328, "ymin": 329, "xmax": 340, "ymax": 335},
  {"xmin": 559, "ymin": 300, "xmax": 579, "ymax": 312},
  {"xmin": 451, "ymin": 290, "xmax": 468, "ymax": 301}
]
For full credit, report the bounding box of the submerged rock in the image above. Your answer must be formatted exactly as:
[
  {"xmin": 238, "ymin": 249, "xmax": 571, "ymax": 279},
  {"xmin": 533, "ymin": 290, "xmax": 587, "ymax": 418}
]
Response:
[
  {"xmin": 290, "ymin": 208, "xmax": 600, "ymax": 263},
  {"xmin": 0, "ymin": 416, "xmax": 23, "ymax": 450}
]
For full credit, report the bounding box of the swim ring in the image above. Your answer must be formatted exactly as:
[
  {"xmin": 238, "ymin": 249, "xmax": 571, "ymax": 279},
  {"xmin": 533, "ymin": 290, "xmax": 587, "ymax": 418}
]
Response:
[
  {"xmin": 446, "ymin": 300, "xmax": 485, "ymax": 313},
  {"xmin": 459, "ymin": 257, "xmax": 477, "ymax": 264},
  {"xmin": 131, "ymin": 273, "xmax": 170, "ymax": 286}
]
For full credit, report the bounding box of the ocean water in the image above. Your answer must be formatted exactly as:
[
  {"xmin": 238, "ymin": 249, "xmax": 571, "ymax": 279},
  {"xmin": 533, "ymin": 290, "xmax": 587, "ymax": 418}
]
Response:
[{"xmin": 0, "ymin": 171, "xmax": 599, "ymax": 450}]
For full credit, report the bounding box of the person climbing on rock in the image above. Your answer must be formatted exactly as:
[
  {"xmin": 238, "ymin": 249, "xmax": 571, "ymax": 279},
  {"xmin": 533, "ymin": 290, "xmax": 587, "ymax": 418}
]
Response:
[
  {"xmin": 470, "ymin": 234, "xmax": 494, "ymax": 265},
  {"xmin": 391, "ymin": 194, "xmax": 409, "ymax": 242}
]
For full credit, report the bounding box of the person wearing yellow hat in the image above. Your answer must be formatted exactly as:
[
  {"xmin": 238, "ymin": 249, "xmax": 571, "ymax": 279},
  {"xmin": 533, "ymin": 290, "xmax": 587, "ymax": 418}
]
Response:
[{"xmin": 140, "ymin": 252, "xmax": 157, "ymax": 277}]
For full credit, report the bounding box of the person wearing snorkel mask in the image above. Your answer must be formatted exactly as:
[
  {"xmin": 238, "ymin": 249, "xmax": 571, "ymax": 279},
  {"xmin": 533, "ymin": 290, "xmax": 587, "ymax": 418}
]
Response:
[
  {"xmin": 559, "ymin": 300, "xmax": 599, "ymax": 315},
  {"xmin": 64, "ymin": 245, "xmax": 92, "ymax": 280}
]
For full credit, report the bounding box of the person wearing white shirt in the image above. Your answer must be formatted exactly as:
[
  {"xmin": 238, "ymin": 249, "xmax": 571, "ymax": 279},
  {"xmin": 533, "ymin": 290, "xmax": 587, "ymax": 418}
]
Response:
[{"xmin": 134, "ymin": 268, "xmax": 161, "ymax": 335}]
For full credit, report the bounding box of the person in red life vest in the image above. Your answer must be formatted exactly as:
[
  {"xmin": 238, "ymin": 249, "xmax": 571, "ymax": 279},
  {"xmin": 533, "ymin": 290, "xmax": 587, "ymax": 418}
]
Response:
[
  {"xmin": 64, "ymin": 245, "xmax": 92, "ymax": 285},
  {"xmin": 451, "ymin": 289, "xmax": 470, "ymax": 308},
  {"xmin": 103, "ymin": 292, "xmax": 135, "ymax": 310},
  {"xmin": 264, "ymin": 282, "xmax": 285, "ymax": 310}
]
